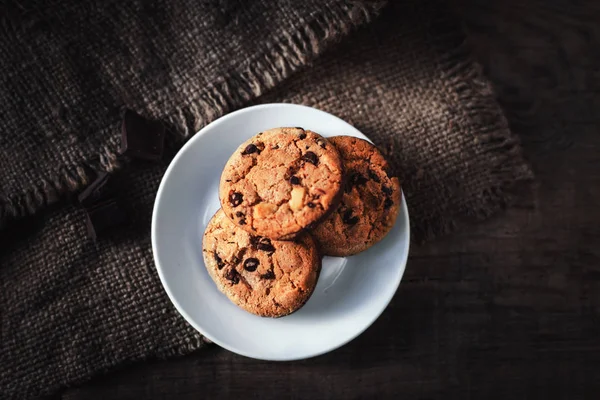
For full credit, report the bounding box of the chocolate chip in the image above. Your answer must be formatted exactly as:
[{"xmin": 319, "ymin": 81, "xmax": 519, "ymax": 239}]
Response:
[
  {"xmin": 249, "ymin": 235, "xmax": 260, "ymax": 247},
  {"xmin": 235, "ymin": 211, "xmax": 244, "ymax": 218},
  {"xmin": 225, "ymin": 268, "xmax": 240, "ymax": 284},
  {"xmin": 315, "ymin": 138, "xmax": 327, "ymax": 149},
  {"xmin": 290, "ymin": 176, "xmax": 301, "ymax": 185},
  {"xmin": 271, "ymin": 144, "xmax": 279, "ymax": 150},
  {"xmin": 342, "ymin": 209, "xmax": 359, "ymax": 225},
  {"xmin": 347, "ymin": 216, "xmax": 359, "ymax": 225},
  {"xmin": 368, "ymin": 169, "xmax": 381, "ymax": 183},
  {"xmin": 257, "ymin": 238, "xmax": 275, "ymax": 253},
  {"xmin": 261, "ymin": 270, "xmax": 275, "ymax": 280},
  {"xmin": 301, "ymin": 151, "xmax": 318, "ymax": 166},
  {"xmin": 120, "ymin": 109, "xmax": 165, "ymax": 161},
  {"xmin": 350, "ymin": 172, "xmax": 368, "ymax": 186},
  {"xmin": 229, "ymin": 192, "xmax": 243, "ymax": 207},
  {"xmin": 345, "ymin": 172, "xmax": 367, "ymax": 193},
  {"xmin": 241, "ymin": 143, "xmax": 258, "ymax": 155},
  {"xmin": 239, "ymin": 218, "xmax": 246, "ymax": 225},
  {"xmin": 382, "ymin": 186, "xmax": 393, "ymax": 195},
  {"xmin": 384, "ymin": 197, "xmax": 393, "ymax": 209},
  {"xmin": 243, "ymin": 258, "xmax": 259, "ymax": 272},
  {"xmin": 214, "ymin": 252, "xmax": 225, "ymax": 269},
  {"xmin": 307, "ymin": 202, "xmax": 316, "ymax": 208},
  {"xmin": 85, "ymin": 199, "xmax": 127, "ymax": 241},
  {"xmin": 298, "ymin": 132, "xmax": 307, "ymax": 140}
]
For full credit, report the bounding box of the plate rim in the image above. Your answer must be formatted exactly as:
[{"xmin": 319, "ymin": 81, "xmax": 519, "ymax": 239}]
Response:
[{"xmin": 151, "ymin": 103, "xmax": 410, "ymax": 361}]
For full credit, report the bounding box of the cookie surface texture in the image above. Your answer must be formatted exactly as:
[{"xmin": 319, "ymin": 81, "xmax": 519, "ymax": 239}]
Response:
[
  {"xmin": 219, "ymin": 127, "xmax": 344, "ymax": 240},
  {"xmin": 312, "ymin": 136, "xmax": 401, "ymax": 256},
  {"xmin": 203, "ymin": 209, "xmax": 321, "ymax": 317}
]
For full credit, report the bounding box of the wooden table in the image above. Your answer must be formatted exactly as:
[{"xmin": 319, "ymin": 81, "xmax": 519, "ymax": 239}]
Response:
[{"xmin": 61, "ymin": 1, "xmax": 600, "ymax": 398}]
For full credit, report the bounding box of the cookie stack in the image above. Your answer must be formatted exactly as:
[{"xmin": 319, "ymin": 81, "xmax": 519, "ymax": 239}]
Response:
[{"xmin": 203, "ymin": 127, "xmax": 401, "ymax": 317}]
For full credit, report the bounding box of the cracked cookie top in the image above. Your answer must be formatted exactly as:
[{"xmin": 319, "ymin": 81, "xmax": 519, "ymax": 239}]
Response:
[
  {"xmin": 312, "ymin": 136, "xmax": 401, "ymax": 256},
  {"xmin": 219, "ymin": 127, "xmax": 344, "ymax": 240},
  {"xmin": 203, "ymin": 209, "xmax": 321, "ymax": 317}
]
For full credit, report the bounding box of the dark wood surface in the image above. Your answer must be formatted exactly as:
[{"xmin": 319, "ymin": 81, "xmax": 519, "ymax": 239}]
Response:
[{"xmin": 61, "ymin": 1, "xmax": 600, "ymax": 398}]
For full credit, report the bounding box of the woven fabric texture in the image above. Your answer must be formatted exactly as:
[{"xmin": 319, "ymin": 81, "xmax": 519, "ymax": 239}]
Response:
[{"xmin": 0, "ymin": 0, "xmax": 531, "ymax": 398}]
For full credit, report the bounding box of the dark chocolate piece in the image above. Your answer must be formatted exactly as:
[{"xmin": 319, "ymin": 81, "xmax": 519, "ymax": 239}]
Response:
[
  {"xmin": 260, "ymin": 270, "xmax": 275, "ymax": 280},
  {"xmin": 241, "ymin": 144, "xmax": 258, "ymax": 155},
  {"xmin": 120, "ymin": 109, "xmax": 165, "ymax": 161},
  {"xmin": 85, "ymin": 199, "xmax": 127, "ymax": 241},
  {"xmin": 229, "ymin": 192, "xmax": 243, "ymax": 207},
  {"xmin": 243, "ymin": 258, "xmax": 259, "ymax": 272},
  {"xmin": 301, "ymin": 151, "xmax": 318, "ymax": 166},
  {"xmin": 214, "ymin": 252, "xmax": 225, "ymax": 269},
  {"xmin": 257, "ymin": 238, "xmax": 275, "ymax": 253},
  {"xmin": 77, "ymin": 171, "xmax": 112, "ymax": 207},
  {"xmin": 225, "ymin": 268, "xmax": 240, "ymax": 284},
  {"xmin": 368, "ymin": 169, "xmax": 381, "ymax": 183}
]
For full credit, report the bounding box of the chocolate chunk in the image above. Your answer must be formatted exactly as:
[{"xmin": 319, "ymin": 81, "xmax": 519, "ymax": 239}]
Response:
[
  {"xmin": 241, "ymin": 143, "xmax": 258, "ymax": 155},
  {"xmin": 345, "ymin": 172, "xmax": 367, "ymax": 193},
  {"xmin": 301, "ymin": 151, "xmax": 318, "ymax": 166},
  {"xmin": 350, "ymin": 172, "xmax": 368, "ymax": 187},
  {"xmin": 368, "ymin": 169, "xmax": 381, "ymax": 183},
  {"xmin": 384, "ymin": 197, "xmax": 393, "ymax": 209},
  {"xmin": 225, "ymin": 268, "xmax": 240, "ymax": 284},
  {"xmin": 342, "ymin": 209, "xmax": 359, "ymax": 225},
  {"xmin": 239, "ymin": 218, "xmax": 246, "ymax": 225},
  {"xmin": 77, "ymin": 171, "xmax": 112, "ymax": 207},
  {"xmin": 307, "ymin": 202, "xmax": 316, "ymax": 208},
  {"xmin": 235, "ymin": 211, "xmax": 244, "ymax": 218},
  {"xmin": 85, "ymin": 199, "xmax": 127, "ymax": 241},
  {"xmin": 290, "ymin": 176, "xmax": 301, "ymax": 185},
  {"xmin": 298, "ymin": 131, "xmax": 307, "ymax": 140},
  {"xmin": 214, "ymin": 252, "xmax": 225, "ymax": 269},
  {"xmin": 257, "ymin": 238, "xmax": 275, "ymax": 253},
  {"xmin": 261, "ymin": 270, "xmax": 275, "ymax": 280},
  {"xmin": 243, "ymin": 258, "xmax": 259, "ymax": 272},
  {"xmin": 249, "ymin": 235, "xmax": 260, "ymax": 247},
  {"xmin": 120, "ymin": 109, "xmax": 165, "ymax": 161},
  {"xmin": 315, "ymin": 138, "xmax": 327, "ymax": 149},
  {"xmin": 229, "ymin": 192, "xmax": 243, "ymax": 207},
  {"xmin": 382, "ymin": 186, "xmax": 393, "ymax": 195}
]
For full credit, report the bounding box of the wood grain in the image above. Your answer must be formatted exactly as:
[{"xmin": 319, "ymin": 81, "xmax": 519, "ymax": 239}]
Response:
[{"xmin": 61, "ymin": 1, "xmax": 600, "ymax": 398}]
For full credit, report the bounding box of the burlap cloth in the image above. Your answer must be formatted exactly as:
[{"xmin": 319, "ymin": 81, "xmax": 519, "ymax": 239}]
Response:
[{"xmin": 0, "ymin": 0, "xmax": 532, "ymax": 398}]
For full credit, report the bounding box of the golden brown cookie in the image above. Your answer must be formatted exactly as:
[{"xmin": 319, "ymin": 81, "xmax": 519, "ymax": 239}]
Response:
[
  {"xmin": 219, "ymin": 127, "xmax": 344, "ymax": 240},
  {"xmin": 203, "ymin": 209, "xmax": 321, "ymax": 317},
  {"xmin": 311, "ymin": 136, "xmax": 401, "ymax": 256}
]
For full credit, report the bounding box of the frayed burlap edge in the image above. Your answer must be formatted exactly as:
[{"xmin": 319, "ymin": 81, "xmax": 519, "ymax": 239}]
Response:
[
  {"xmin": 403, "ymin": 11, "xmax": 534, "ymax": 241},
  {"xmin": 0, "ymin": 0, "xmax": 386, "ymax": 229}
]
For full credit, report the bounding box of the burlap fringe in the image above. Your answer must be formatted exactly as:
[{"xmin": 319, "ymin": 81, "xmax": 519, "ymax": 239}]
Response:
[{"xmin": 0, "ymin": 1, "xmax": 385, "ymax": 229}]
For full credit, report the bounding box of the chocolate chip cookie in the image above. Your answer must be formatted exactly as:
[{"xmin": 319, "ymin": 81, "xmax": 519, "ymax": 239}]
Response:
[
  {"xmin": 312, "ymin": 136, "xmax": 401, "ymax": 256},
  {"xmin": 219, "ymin": 127, "xmax": 344, "ymax": 240},
  {"xmin": 203, "ymin": 209, "xmax": 321, "ymax": 317}
]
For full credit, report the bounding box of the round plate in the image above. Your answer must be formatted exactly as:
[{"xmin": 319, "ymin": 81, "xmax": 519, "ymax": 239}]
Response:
[{"xmin": 152, "ymin": 104, "xmax": 410, "ymax": 360}]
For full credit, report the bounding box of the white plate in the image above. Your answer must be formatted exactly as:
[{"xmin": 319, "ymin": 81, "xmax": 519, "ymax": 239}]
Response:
[{"xmin": 152, "ymin": 103, "xmax": 410, "ymax": 361}]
